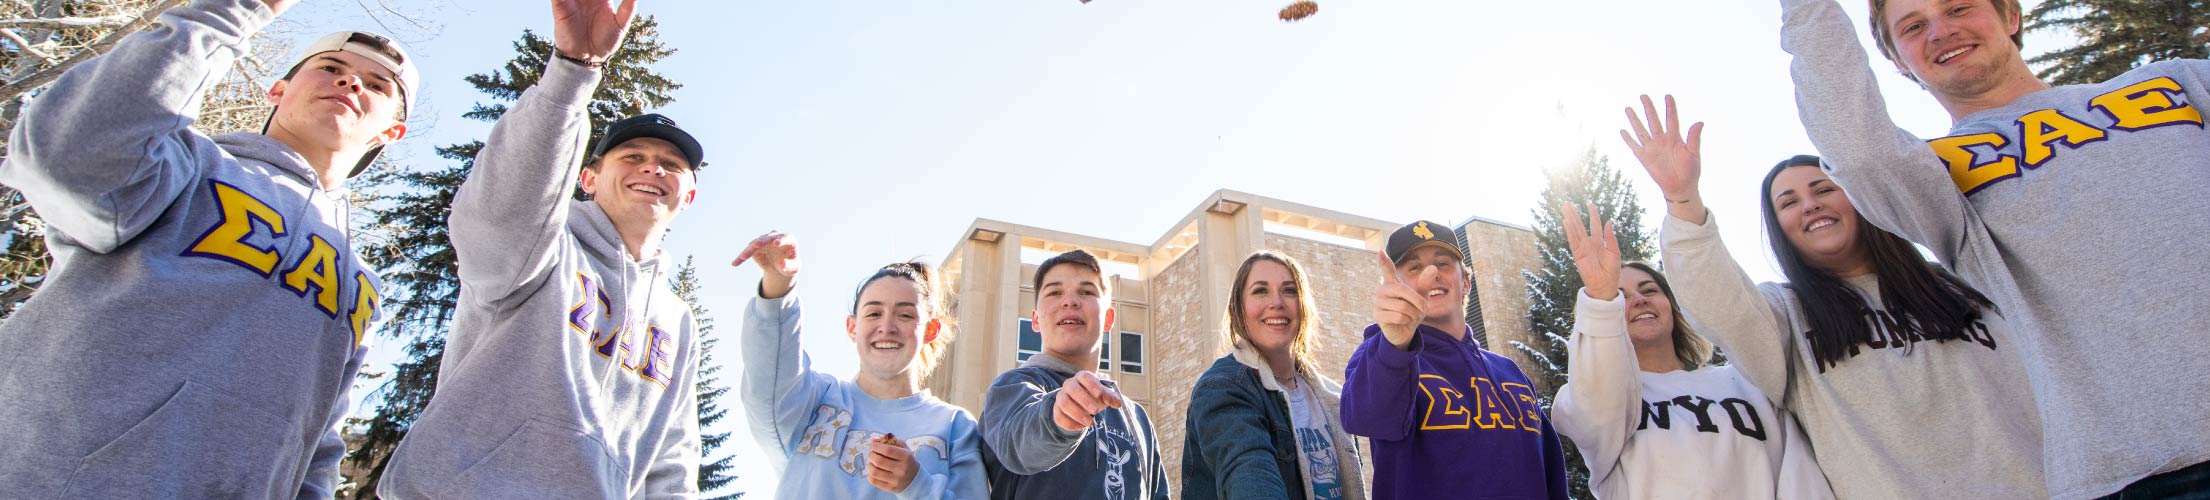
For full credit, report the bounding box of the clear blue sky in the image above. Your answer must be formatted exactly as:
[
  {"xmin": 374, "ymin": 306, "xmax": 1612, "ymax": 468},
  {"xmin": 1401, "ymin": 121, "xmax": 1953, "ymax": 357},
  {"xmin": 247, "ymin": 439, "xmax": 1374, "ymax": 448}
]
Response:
[{"xmin": 272, "ymin": 0, "xmax": 2064, "ymax": 495}]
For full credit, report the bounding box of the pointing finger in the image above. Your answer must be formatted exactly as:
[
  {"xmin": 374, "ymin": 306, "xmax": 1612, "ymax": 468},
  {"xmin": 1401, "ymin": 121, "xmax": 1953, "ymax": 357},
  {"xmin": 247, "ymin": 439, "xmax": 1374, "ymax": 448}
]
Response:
[{"xmin": 1377, "ymin": 250, "xmax": 1408, "ymax": 285}]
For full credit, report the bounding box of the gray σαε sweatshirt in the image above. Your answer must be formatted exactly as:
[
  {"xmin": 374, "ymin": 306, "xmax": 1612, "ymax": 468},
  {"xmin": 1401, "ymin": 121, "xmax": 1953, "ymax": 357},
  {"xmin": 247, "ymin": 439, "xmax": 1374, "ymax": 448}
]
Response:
[
  {"xmin": 375, "ymin": 57, "xmax": 702, "ymax": 500},
  {"xmin": 1661, "ymin": 214, "xmax": 2043, "ymax": 500},
  {"xmin": 0, "ymin": 0, "xmax": 384, "ymax": 498},
  {"xmin": 980, "ymin": 353, "xmax": 1171, "ymax": 500},
  {"xmin": 1776, "ymin": 0, "xmax": 2210, "ymax": 497}
]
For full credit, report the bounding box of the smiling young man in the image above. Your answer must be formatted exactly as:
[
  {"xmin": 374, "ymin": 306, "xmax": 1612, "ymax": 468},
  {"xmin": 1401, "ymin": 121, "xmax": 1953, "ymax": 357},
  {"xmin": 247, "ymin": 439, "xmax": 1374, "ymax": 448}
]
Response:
[
  {"xmin": 979, "ymin": 249, "xmax": 1170, "ymax": 500},
  {"xmin": 1340, "ymin": 221, "xmax": 1565, "ymax": 499},
  {"xmin": 0, "ymin": 0, "xmax": 416, "ymax": 496},
  {"xmin": 373, "ymin": 0, "xmax": 707, "ymax": 497},
  {"xmin": 1774, "ymin": 0, "xmax": 2210, "ymax": 497}
]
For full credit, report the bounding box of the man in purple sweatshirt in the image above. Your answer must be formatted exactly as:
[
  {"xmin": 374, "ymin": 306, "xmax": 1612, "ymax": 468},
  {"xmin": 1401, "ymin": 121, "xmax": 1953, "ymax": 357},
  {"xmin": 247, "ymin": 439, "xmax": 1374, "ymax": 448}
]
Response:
[{"xmin": 1342, "ymin": 220, "xmax": 1567, "ymax": 500}]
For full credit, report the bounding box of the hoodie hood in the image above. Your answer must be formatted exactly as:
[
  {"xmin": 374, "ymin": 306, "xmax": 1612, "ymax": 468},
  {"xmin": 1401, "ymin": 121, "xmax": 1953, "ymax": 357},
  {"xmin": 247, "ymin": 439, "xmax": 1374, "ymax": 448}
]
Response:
[
  {"xmin": 214, "ymin": 132, "xmax": 330, "ymax": 191},
  {"xmin": 566, "ymin": 199, "xmax": 670, "ymax": 272}
]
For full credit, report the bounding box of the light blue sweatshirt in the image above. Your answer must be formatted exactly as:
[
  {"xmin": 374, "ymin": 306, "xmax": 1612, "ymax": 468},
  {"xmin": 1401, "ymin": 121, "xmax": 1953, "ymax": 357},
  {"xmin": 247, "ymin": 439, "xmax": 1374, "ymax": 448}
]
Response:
[
  {"xmin": 0, "ymin": 1, "xmax": 381, "ymax": 498},
  {"xmin": 743, "ymin": 291, "xmax": 987, "ymax": 500}
]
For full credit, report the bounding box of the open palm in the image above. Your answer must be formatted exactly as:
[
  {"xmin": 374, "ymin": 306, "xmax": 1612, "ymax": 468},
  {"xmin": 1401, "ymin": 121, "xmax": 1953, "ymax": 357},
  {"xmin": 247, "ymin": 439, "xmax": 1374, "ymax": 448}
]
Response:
[
  {"xmin": 1620, "ymin": 94, "xmax": 1705, "ymax": 200},
  {"xmin": 551, "ymin": 0, "xmax": 639, "ymax": 63},
  {"xmin": 1558, "ymin": 202, "xmax": 1621, "ymax": 301}
]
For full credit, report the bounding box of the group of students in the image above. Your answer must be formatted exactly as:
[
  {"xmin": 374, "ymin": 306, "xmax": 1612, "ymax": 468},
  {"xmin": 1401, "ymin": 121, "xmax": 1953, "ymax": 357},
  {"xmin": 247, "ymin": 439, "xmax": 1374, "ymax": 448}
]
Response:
[{"xmin": 0, "ymin": 0, "xmax": 2204, "ymax": 498}]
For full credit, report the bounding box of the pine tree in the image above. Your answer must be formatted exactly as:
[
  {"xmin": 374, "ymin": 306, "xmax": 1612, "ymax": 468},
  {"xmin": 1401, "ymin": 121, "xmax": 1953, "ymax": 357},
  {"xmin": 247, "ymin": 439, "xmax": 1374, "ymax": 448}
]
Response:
[
  {"xmin": 2024, "ymin": 0, "xmax": 2210, "ymax": 85},
  {"xmin": 345, "ymin": 18, "xmax": 680, "ymax": 497},
  {"xmin": 671, "ymin": 257, "xmax": 744, "ymax": 499},
  {"xmin": 1514, "ymin": 148, "xmax": 1653, "ymax": 500}
]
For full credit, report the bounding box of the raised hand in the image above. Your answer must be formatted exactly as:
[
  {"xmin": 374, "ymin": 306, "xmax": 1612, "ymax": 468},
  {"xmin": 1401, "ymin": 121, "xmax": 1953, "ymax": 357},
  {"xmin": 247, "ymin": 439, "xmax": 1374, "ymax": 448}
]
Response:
[
  {"xmin": 867, "ymin": 434, "xmax": 920, "ymax": 493},
  {"xmin": 550, "ymin": 0, "xmax": 639, "ymax": 64},
  {"xmin": 1559, "ymin": 202, "xmax": 1622, "ymax": 302},
  {"xmin": 1052, "ymin": 371, "xmax": 1126, "ymax": 432},
  {"xmin": 1621, "ymin": 94, "xmax": 1710, "ymax": 223},
  {"xmin": 259, "ymin": 0, "xmax": 300, "ymax": 16},
  {"xmin": 1372, "ymin": 251, "xmax": 1430, "ymax": 351},
  {"xmin": 734, "ymin": 231, "xmax": 800, "ymax": 299}
]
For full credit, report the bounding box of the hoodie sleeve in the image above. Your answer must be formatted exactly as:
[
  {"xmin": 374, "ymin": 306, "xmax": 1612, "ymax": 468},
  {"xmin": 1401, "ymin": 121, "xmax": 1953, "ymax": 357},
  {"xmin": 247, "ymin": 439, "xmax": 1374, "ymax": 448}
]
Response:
[
  {"xmin": 1658, "ymin": 213, "xmax": 1799, "ymax": 403},
  {"xmin": 740, "ymin": 290, "xmax": 840, "ymax": 469},
  {"xmin": 893, "ymin": 417, "xmax": 989, "ymax": 500},
  {"xmin": 1778, "ymin": 0, "xmax": 1981, "ymax": 263},
  {"xmin": 0, "ymin": 0, "xmax": 271, "ymax": 252},
  {"xmin": 1339, "ymin": 325, "xmax": 1421, "ymax": 442},
  {"xmin": 1549, "ymin": 291, "xmax": 1637, "ymax": 495},
  {"xmin": 978, "ymin": 370, "xmax": 1088, "ymax": 475},
  {"xmin": 295, "ymin": 344, "xmax": 369, "ymax": 499},
  {"xmin": 1775, "ymin": 412, "xmax": 1838, "ymax": 500},
  {"xmin": 447, "ymin": 57, "xmax": 603, "ymax": 303},
  {"xmin": 1185, "ymin": 372, "xmax": 1292, "ymax": 499},
  {"xmin": 1542, "ymin": 412, "xmax": 1568, "ymax": 500},
  {"xmin": 643, "ymin": 311, "xmax": 707, "ymax": 499}
]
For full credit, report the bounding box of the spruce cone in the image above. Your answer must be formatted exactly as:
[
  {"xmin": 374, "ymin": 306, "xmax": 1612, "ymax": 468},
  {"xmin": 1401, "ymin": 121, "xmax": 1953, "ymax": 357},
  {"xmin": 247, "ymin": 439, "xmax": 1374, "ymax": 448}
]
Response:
[{"xmin": 1279, "ymin": 1, "xmax": 1318, "ymax": 21}]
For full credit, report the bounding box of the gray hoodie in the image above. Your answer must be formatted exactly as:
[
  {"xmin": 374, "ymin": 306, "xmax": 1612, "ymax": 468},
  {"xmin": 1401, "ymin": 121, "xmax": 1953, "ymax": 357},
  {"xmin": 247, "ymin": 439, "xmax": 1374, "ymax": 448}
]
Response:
[
  {"xmin": 1777, "ymin": 0, "xmax": 2210, "ymax": 497},
  {"xmin": 0, "ymin": 1, "xmax": 382, "ymax": 498},
  {"xmin": 375, "ymin": 58, "xmax": 702, "ymax": 499}
]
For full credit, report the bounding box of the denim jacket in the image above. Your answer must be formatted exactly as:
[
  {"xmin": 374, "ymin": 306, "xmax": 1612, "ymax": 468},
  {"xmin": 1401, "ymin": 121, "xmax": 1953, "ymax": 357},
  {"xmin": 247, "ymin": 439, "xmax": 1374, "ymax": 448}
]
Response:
[{"xmin": 1182, "ymin": 343, "xmax": 1367, "ymax": 500}]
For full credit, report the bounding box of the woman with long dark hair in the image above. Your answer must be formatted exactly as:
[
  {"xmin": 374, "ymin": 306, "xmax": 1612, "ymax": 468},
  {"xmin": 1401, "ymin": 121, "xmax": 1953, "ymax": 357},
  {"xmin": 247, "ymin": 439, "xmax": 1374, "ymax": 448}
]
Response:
[
  {"xmin": 1624, "ymin": 96, "xmax": 2045, "ymax": 499},
  {"xmin": 1551, "ymin": 204, "xmax": 1831, "ymax": 500}
]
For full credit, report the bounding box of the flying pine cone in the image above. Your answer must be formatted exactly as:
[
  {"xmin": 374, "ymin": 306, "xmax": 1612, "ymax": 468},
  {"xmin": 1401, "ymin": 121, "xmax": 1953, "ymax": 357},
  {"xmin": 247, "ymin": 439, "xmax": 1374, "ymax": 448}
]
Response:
[{"xmin": 1279, "ymin": 1, "xmax": 1318, "ymax": 21}]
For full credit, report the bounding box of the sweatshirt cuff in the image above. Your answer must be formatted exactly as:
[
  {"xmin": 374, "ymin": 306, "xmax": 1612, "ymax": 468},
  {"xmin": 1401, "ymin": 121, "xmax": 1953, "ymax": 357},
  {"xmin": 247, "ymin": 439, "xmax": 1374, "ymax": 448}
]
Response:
[
  {"xmin": 535, "ymin": 56, "xmax": 606, "ymax": 110},
  {"xmin": 750, "ymin": 290, "xmax": 800, "ymax": 323},
  {"xmin": 1573, "ymin": 292, "xmax": 1628, "ymax": 338},
  {"xmin": 1661, "ymin": 209, "xmax": 1720, "ymax": 245},
  {"xmin": 1364, "ymin": 325, "xmax": 1418, "ymax": 370},
  {"xmin": 894, "ymin": 473, "xmax": 944, "ymax": 500},
  {"xmin": 192, "ymin": 0, "xmax": 278, "ymax": 40}
]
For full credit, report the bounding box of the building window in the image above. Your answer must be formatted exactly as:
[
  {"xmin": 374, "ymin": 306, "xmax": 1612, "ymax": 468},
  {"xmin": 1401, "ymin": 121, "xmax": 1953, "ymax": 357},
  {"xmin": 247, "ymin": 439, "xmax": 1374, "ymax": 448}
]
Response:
[
  {"xmin": 1017, "ymin": 318, "xmax": 1041, "ymax": 363},
  {"xmin": 1119, "ymin": 331, "xmax": 1144, "ymax": 374},
  {"xmin": 1100, "ymin": 333, "xmax": 1113, "ymax": 371},
  {"xmin": 1019, "ymin": 318, "xmax": 1134, "ymax": 372}
]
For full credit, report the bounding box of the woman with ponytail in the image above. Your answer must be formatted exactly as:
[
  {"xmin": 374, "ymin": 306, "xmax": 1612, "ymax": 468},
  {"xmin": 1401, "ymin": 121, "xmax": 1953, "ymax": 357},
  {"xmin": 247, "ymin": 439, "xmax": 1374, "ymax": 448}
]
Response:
[{"xmin": 738, "ymin": 231, "xmax": 986, "ymax": 499}]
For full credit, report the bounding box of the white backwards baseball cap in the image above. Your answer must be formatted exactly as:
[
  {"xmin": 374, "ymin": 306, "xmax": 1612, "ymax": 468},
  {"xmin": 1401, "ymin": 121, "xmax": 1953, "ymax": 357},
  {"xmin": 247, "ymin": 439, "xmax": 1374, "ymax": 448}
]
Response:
[{"xmin": 267, "ymin": 31, "xmax": 421, "ymax": 179}]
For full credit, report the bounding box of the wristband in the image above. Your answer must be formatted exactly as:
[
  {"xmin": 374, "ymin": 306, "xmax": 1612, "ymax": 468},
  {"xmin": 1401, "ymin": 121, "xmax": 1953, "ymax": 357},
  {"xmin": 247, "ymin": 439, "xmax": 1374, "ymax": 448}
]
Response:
[{"xmin": 553, "ymin": 50, "xmax": 605, "ymax": 69}]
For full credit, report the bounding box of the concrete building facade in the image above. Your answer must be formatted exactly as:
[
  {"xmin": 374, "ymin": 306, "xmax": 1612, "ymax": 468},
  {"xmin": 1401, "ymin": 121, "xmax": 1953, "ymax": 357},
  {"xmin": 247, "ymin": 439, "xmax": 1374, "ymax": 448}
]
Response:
[{"xmin": 926, "ymin": 189, "xmax": 1539, "ymax": 490}]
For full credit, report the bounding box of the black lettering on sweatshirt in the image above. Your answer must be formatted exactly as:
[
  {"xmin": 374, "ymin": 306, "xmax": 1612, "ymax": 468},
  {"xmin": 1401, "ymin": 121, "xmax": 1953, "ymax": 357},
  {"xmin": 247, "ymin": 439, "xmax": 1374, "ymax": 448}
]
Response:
[{"xmin": 1635, "ymin": 394, "xmax": 1768, "ymax": 441}]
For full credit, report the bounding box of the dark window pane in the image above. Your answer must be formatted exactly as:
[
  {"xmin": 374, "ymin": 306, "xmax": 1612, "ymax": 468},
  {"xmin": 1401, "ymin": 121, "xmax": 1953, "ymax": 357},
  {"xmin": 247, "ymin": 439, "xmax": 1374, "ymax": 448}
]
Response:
[
  {"xmin": 1121, "ymin": 332, "xmax": 1143, "ymax": 363},
  {"xmin": 1100, "ymin": 334, "xmax": 1112, "ymax": 369},
  {"xmin": 1018, "ymin": 351, "xmax": 1033, "ymax": 362},
  {"xmin": 1018, "ymin": 319, "xmax": 1041, "ymax": 351},
  {"xmin": 1121, "ymin": 363, "xmax": 1143, "ymax": 374}
]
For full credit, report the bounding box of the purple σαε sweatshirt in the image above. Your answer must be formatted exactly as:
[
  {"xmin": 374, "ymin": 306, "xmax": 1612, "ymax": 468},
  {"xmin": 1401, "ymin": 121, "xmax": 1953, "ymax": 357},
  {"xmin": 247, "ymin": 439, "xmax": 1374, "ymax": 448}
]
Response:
[{"xmin": 1340, "ymin": 324, "xmax": 1567, "ymax": 500}]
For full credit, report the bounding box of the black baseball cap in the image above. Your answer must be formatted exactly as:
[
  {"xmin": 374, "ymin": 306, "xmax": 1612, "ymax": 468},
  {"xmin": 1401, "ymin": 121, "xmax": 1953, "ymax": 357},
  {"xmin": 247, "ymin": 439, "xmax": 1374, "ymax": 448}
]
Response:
[
  {"xmin": 591, "ymin": 113, "xmax": 705, "ymax": 170},
  {"xmin": 1385, "ymin": 220, "xmax": 1464, "ymax": 264}
]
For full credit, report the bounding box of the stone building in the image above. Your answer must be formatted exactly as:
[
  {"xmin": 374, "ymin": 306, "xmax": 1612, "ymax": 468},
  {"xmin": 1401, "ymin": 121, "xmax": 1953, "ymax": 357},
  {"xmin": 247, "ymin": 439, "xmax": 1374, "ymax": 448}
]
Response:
[{"xmin": 925, "ymin": 189, "xmax": 1538, "ymax": 490}]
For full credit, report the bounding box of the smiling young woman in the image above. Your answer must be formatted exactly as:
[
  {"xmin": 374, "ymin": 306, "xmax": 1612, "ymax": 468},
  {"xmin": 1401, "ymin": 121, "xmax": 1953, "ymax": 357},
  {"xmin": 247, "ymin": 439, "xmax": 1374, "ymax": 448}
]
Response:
[
  {"xmin": 1550, "ymin": 201, "xmax": 1831, "ymax": 500},
  {"xmin": 737, "ymin": 232, "xmax": 987, "ymax": 500},
  {"xmin": 1626, "ymin": 95, "xmax": 2045, "ymax": 499},
  {"xmin": 1183, "ymin": 251, "xmax": 1367, "ymax": 500}
]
